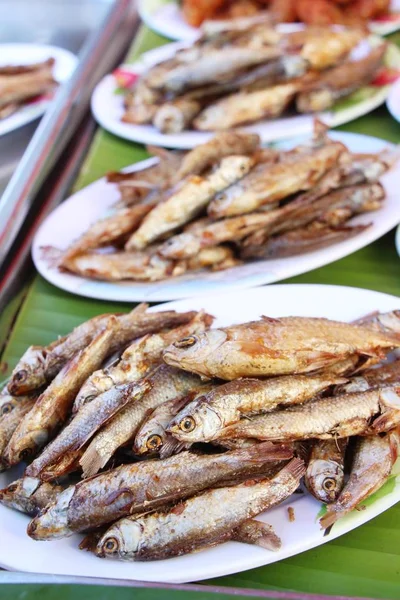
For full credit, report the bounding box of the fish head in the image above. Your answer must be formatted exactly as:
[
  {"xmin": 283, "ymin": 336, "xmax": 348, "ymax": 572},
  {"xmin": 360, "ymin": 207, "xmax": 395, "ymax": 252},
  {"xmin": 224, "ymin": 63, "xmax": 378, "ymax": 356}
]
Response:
[
  {"xmin": 163, "ymin": 329, "xmax": 227, "ymax": 376},
  {"xmin": 0, "ymin": 477, "xmax": 41, "ymax": 514},
  {"xmin": 8, "ymin": 347, "xmax": 47, "ymax": 395},
  {"xmin": 0, "ymin": 395, "xmax": 18, "ymax": 417},
  {"xmin": 27, "ymin": 487, "xmax": 75, "ymax": 540},
  {"xmin": 167, "ymin": 399, "xmax": 223, "ymax": 442},
  {"xmin": 134, "ymin": 420, "xmax": 166, "ymax": 456},
  {"xmin": 5, "ymin": 427, "xmax": 49, "ymax": 466},
  {"xmin": 307, "ymin": 459, "xmax": 344, "ymax": 504},
  {"xmin": 96, "ymin": 518, "xmax": 141, "ymax": 559}
]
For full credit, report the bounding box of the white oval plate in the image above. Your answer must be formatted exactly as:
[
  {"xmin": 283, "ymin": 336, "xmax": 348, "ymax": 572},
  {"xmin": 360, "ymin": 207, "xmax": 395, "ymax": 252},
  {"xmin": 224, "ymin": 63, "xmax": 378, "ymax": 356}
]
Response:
[
  {"xmin": 138, "ymin": 0, "xmax": 400, "ymax": 41},
  {"xmin": 0, "ymin": 43, "xmax": 77, "ymax": 137},
  {"xmin": 1, "ymin": 283, "xmax": 400, "ymax": 582},
  {"xmin": 91, "ymin": 34, "xmax": 400, "ymax": 149},
  {"xmin": 33, "ymin": 131, "xmax": 400, "ymax": 303}
]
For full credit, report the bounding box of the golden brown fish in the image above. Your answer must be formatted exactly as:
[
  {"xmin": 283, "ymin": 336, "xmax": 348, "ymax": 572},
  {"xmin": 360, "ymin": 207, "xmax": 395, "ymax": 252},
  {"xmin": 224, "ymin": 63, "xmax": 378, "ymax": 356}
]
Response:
[
  {"xmin": 305, "ymin": 438, "xmax": 348, "ymax": 503},
  {"xmin": 0, "ymin": 477, "xmax": 62, "ymax": 516}
]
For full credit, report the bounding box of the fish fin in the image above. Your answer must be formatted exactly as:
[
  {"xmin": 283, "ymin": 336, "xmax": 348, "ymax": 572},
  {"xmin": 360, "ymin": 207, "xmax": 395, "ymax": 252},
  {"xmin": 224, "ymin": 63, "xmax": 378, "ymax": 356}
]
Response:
[
  {"xmin": 132, "ymin": 303, "xmax": 149, "ymax": 314},
  {"xmin": 372, "ymin": 409, "xmax": 400, "ymax": 434},
  {"xmin": 260, "ymin": 315, "xmax": 281, "ymax": 323},
  {"xmin": 237, "ymin": 441, "xmax": 294, "ymax": 463},
  {"xmin": 232, "ymin": 520, "xmax": 282, "ymax": 552},
  {"xmin": 279, "ymin": 457, "xmax": 306, "ymax": 480},
  {"xmin": 320, "ymin": 510, "xmax": 339, "ymax": 529},
  {"xmin": 159, "ymin": 437, "xmax": 188, "ymax": 459},
  {"xmin": 79, "ymin": 531, "xmax": 104, "ymax": 552},
  {"xmin": 79, "ymin": 445, "xmax": 107, "ymax": 478}
]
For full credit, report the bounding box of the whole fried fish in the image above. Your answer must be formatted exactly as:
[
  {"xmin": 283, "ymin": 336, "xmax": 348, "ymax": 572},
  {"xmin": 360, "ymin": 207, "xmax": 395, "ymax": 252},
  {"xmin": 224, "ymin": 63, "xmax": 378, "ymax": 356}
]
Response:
[
  {"xmin": 194, "ymin": 83, "xmax": 297, "ymax": 131},
  {"xmin": 0, "ymin": 58, "xmax": 56, "ymax": 108},
  {"xmin": 94, "ymin": 458, "xmax": 304, "ymax": 561},
  {"xmin": 5, "ymin": 320, "xmax": 118, "ymax": 467},
  {"xmin": 207, "ymin": 142, "xmax": 345, "ymax": 217},
  {"xmin": 127, "ymin": 155, "xmax": 254, "ymax": 250},
  {"xmin": 305, "ymin": 438, "xmax": 348, "ymax": 503},
  {"xmin": 0, "ymin": 476, "xmax": 62, "ymax": 516},
  {"xmin": 79, "ymin": 366, "xmax": 209, "ymax": 478},
  {"xmin": 0, "ymin": 397, "xmax": 36, "ymax": 470},
  {"xmin": 24, "ymin": 377, "xmax": 151, "ymax": 479},
  {"xmin": 168, "ymin": 373, "xmax": 345, "ymax": 443},
  {"xmin": 217, "ymin": 386, "xmax": 400, "ymax": 441},
  {"xmin": 320, "ymin": 430, "xmax": 400, "ymax": 528},
  {"xmin": 27, "ymin": 443, "xmax": 293, "ymax": 539},
  {"xmin": 176, "ymin": 131, "xmax": 260, "ymax": 181},
  {"xmin": 73, "ymin": 311, "xmax": 213, "ymax": 413},
  {"xmin": 163, "ymin": 316, "xmax": 400, "ymax": 380}
]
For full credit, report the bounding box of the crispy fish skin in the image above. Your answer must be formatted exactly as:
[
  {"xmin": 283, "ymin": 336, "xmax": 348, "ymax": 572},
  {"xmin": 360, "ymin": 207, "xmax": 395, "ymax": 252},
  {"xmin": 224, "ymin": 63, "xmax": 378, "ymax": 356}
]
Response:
[
  {"xmin": 305, "ymin": 438, "xmax": 348, "ymax": 503},
  {"xmin": 208, "ymin": 143, "xmax": 344, "ymax": 218},
  {"xmin": 320, "ymin": 430, "xmax": 400, "ymax": 528},
  {"xmin": 176, "ymin": 132, "xmax": 260, "ymax": 181},
  {"xmin": 95, "ymin": 458, "xmax": 305, "ymax": 561},
  {"xmin": 148, "ymin": 46, "xmax": 282, "ymax": 93},
  {"xmin": 5, "ymin": 320, "xmax": 119, "ymax": 467},
  {"xmin": 79, "ymin": 366, "xmax": 209, "ymax": 478},
  {"xmin": 336, "ymin": 359, "xmax": 400, "ymax": 394},
  {"xmin": 299, "ymin": 28, "xmax": 363, "ymax": 70},
  {"xmin": 153, "ymin": 99, "xmax": 202, "ymax": 134},
  {"xmin": 240, "ymin": 224, "xmax": 370, "ymax": 260},
  {"xmin": 27, "ymin": 443, "xmax": 293, "ymax": 539},
  {"xmin": 0, "ymin": 397, "xmax": 36, "ymax": 470},
  {"xmin": 168, "ymin": 373, "xmax": 345, "ymax": 443},
  {"xmin": 73, "ymin": 311, "xmax": 211, "ymax": 413},
  {"xmin": 59, "ymin": 205, "xmax": 154, "ymax": 266},
  {"xmin": 193, "ymin": 83, "xmax": 297, "ymax": 131},
  {"xmin": 163, "ymin": 316, "xmax": 400, "ymax": 380},
  {"xmin": 0, "ymin": 476, "xmax": 62, "ymax": 516},
  {"xmin": 127, "ymin": 155, "xmax": 254, "ymax": 250},
  {"xmin": 296, "ymin": 45, "xmax": 385, "ymax": 113},
  {"xmin": 217, "ymin": 386, "xmax": 400, "ymax": 441},
  {"xmin": 24, "ymin": 378, "xmax": 151, "ymax": 480}
]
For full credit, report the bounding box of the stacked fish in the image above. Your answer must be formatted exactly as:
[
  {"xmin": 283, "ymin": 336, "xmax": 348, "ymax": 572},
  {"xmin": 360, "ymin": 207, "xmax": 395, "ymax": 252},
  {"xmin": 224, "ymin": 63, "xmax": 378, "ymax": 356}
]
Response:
[
  {"xmin": 1, "ymin": 306, "xmax": 400, "ymax": 561},
  {"xmin": 55, "ymin": 123, "xmax": 394, "ymax": 282},
  {"xmin": 0, "ymin": 58, "xmax": 57, "ymax": 120},
  {"xmin": 121, "ymin": 17, "xmax": 386, "ymax": 133}
]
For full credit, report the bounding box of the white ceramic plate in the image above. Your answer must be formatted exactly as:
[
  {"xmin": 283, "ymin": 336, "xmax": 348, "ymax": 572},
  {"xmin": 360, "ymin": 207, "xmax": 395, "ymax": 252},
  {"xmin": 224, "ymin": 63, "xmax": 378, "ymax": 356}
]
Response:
[
  {"xmin": 91, "ymin": 34, "xmax": 400, "ymax": 149},
  {"xmin": 138, "ymin": 0, "xmax": 400, "ymax": 41},
  {"xmin": 32, "ymin": 131, "xmax": 400, "ymax": 303},
  {"xmin": 386, "ymin": 76, "xmax": 400, "ymax": 123},
  {"xmin": 0, "ymin": 43, "xmax": 77, "ymax": 137},
  {"xmin": 1, "ymin": 284, "xmax": 400, "ymax": 582}
]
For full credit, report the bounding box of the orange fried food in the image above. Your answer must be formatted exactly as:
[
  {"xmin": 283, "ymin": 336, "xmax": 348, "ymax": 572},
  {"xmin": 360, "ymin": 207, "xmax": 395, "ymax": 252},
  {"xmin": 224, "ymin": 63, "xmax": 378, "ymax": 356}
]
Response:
[
  {"xmin": 347, "ymin": 0, "xmax": 390, "ymax": 18},
  {"xmin": 269, "ymin": 0, "xmax": 297, "ymax": 21},
  {"xmin": 296, "ymin": 0, "xmax": 346, "ymax": 24},
  {"xmin": 182, "ymin": 0, "xmax": 227, "ymax": 26},
  {"xmin": 217, "ymin": 0, "xmax": 261, "ymax": 18}
]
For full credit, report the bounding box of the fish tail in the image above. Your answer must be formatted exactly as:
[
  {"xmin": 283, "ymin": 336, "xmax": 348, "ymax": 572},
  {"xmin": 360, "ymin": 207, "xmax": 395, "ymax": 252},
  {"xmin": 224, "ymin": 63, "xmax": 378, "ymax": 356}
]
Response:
[
  {"xmin": 319, "ymin": 509, "xmax": 339, "ymax": 529},
  {"xmin": 79, "ymin": 443, "xmax": 107, "ymax": 478},
  {"xmin": 239, "ymin": 441, "xmax": 294, "ymax": 463},
  {"xmin": 279, "ymin": 456, "xmax": 306, "ymax": 480},
  {"xmin": 159, "ymin": 437, "xmax": 188, "ymax": 459},
  {"xmin": 251, "ymin": 524, "xmax": 282, "ymax": 552}
]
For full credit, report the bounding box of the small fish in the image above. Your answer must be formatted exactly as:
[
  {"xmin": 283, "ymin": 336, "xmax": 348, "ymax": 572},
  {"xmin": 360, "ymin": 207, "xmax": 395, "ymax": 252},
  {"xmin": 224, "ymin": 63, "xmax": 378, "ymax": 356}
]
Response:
[
  {"xmin": 59, "ymin": 205, "xmax": 154, "ymax": 266},
  {"xmin": 305, "ymin": 439, "xmax": 348, "ymax": 503},
  {"xmin": 148, "ymin": 46, "xmax": 282, "ymax": 93},
  {"xmin": 175, "ymin": 131, "xmax": 260, "ymax": 181},
  {"xmin": 24, "ymin": 377, "xmax": 151, "ymax": 480},
  {"xmin": 153, "ymin": 99, "xmax": 202, "ymax": 134},
  {"xmin": 73, "ymin": 311, "xmax": 213, "ymax": 413},
  {"xmin": 297, "ymin": 45, "xmax": 385, "ymax": 113},
  {"xmin": 94, "ymin": 458, "xmax": 304, "ymax": 561},
  {"xmin": 168, "ymin": 373, "xmax": 345, "ymax": 443},
  {"xmin": 320, "ymin": 430, "xmax": 400, "ymax": 528},
  {"xmin": 27, "ymin": 442, "xmax": 293, "ymax": 539},
  {"xmin": 240, "ymin": 224, "xmax": 370, "ymax": 260},
  {"xmin": 335, "ymin": 359, "xmax": 400, "ymax": 394},
  {"xmin": 216, "ymin": 385, "xmax": 400, "ymax": 441},
  {"xmin": 5, "ymin": 320, "xmax": 118, "ymax": 467},
  {"xmin": 207, "ymin": 142, "xmax": 345, "ymax": 218},
  {"xmin": 194, "ymin": 83, "xmax": 297, "ymax": 131},
  {"xmin": 0, "ymin": 389, "xmax": 33, "ymax": 417},
  {"xmin": 0, "ymin": 477, "xmax": 62, "ymax": 516},
  {"xmin": 127, "ymin": 155, "xmax": 254, "ymax": 250},
  {"xmin": 79, "ymin": 366, "xmax": 210, "ymax": 478},
  {"xmin": 163, "ymin": 316, "xmax": 400, "ymax": 380},
  {"xmin": 133, "ymin": 386, "xmax": 215, "ymax": 457},
  {"xmin": 0, "ymin": 58, "xmax": 56, "ymax": 108},
  {"xmin": 0, "ymin": 397, "xmax": 36, "ymax": 470}
]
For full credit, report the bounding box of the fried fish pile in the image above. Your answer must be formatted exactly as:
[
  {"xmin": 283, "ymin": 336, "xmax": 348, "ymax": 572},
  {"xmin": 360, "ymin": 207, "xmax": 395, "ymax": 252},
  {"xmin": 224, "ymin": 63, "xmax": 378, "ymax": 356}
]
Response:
[
  {"xmin": 122, "ymin": 17, "xmax": 386, "ymax": 133},
  {"xmin": 0, "ymin": 58, "xmax": 57, "ymax": 120},
  {"xmin": 1, "ymin": 306, "xmax": 400, "ymax": 561},
  {"xmin": 54, "ymin": 123, "xmax": 394, "ymax": 283}
]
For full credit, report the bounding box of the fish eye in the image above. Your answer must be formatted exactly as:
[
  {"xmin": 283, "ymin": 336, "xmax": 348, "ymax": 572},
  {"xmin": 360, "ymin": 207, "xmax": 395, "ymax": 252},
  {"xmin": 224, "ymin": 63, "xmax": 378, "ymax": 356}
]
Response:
[
  {"xmin": 103, "ymin": 537, "xmax": 119, "ymax": 554},
  {"xmin": 0, "ymin": 403, "xmax": 13, "ymax": 416},
  {"xmin": 173, "ymin": 336, "xmax": 197, "ymax": 349},
  {"xmin": 179, "ymin": 416, "xmax": 196, "ymax": 433},
  {"xmin": 19, "ymin": 448, "xmax": 33, "ymax": 461},
  {"xmin": 146, "ymin": 434, "xmax": 162, "ymax": 451},
  {"xmin": 14, "ymin": 370, "xmax": 27, "ymax": 382},
  {"xmin": 322, "ymin": 477, "xmax": 336, "ymax": 492}
]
